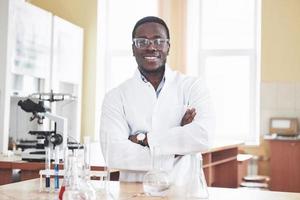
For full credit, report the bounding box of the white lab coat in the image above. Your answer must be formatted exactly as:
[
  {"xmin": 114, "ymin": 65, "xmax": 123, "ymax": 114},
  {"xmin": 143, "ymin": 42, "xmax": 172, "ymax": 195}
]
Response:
[{"xmin": 100, "ymin": 66, "xmax": 214, "ymax": 182}]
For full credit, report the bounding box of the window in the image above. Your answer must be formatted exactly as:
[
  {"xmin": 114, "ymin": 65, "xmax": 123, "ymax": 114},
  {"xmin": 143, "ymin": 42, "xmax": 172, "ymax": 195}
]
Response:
[{"xmin": 187, "ymin": 0, "xmax": 261, "ymax": 145}]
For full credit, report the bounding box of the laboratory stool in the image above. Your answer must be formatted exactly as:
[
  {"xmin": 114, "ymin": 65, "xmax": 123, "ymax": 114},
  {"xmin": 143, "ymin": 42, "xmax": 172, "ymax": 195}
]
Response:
[
  {"xmin": 243, "ymin": 175, "xmax": 270, "ymax": 183},
  {"xmin": 240, "ymin": 175, "xmax": 270, "ymax": 190}
]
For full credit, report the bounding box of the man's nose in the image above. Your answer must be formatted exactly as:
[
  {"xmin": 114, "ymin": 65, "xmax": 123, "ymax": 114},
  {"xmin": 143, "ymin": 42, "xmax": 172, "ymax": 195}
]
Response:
[{"xmin": 147, "ymin": 40, "xmax": 157, "ymax": 50}]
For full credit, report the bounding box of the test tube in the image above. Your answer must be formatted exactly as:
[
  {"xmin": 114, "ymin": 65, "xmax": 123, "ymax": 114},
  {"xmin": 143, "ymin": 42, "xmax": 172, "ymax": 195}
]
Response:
[
  {"xmin": 45, "ymin": 146, "xmax": 51, "ymax": 191},
  {"xmin": 54, "ymin": 146, "xmax": 60, "ymax": 191},
  {"xmin": 83, "ymin": 136, "xmax": 91, "ymax": 180}
]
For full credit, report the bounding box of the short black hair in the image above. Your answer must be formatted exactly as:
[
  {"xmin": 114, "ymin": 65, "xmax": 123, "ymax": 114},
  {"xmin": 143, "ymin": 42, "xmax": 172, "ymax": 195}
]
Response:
[{"xmin": 132, "ymin": 16, "xmax": 170, "ymax": 39}]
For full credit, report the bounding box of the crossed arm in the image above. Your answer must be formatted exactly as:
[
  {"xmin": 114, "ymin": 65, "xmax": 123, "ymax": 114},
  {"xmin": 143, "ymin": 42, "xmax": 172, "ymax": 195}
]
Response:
[
  {"xmin": 100, "ymin": 78, "xmax": 214, "ymax": 171},
  {"xmin": 128, "ymin": 108, "xmax": 197, "ymax": 146}
]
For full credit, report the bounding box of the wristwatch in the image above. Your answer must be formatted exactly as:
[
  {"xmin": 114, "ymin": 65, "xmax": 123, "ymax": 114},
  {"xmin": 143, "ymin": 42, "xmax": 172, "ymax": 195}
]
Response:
[{"xmin": 136, "ymin": 133, "xmax": 146, "ymax": 146}]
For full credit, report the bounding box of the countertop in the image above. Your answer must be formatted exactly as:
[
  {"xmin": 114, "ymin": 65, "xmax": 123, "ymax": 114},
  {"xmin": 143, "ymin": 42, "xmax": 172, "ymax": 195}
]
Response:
[{"xmin": 0, "ymin": 179, "xmax": 299, "ymax": 200}]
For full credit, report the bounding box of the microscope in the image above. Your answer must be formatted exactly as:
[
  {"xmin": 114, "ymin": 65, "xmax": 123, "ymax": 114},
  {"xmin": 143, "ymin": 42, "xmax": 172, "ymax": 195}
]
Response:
[
  {"xmin": 18, "ymin": 92, "xmax": 86, "ymax": 192},
  {"xmin": 17, "ymin": 96, "xmax": 68, "ymax": 161}
]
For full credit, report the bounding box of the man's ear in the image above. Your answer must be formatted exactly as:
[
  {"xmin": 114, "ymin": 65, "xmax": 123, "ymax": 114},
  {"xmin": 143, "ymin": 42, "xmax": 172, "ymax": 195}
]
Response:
[
  {"xmin": 132, "ymin": 44, "xmax": 135, "ymax": 56},
  {"xmin": 167, "ymin": 43, "xmax": 170, "ymax": 55}
]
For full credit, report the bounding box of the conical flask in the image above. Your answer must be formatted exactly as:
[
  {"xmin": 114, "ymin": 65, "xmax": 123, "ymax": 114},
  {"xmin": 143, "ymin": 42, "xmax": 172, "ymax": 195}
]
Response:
[
  {"xmin": 143, "ymin": 146, "xmax": 170, "ymax": 197},
  {"xmin": 186, "ymin": 154, "xmax": 209, "ymax": 199}
]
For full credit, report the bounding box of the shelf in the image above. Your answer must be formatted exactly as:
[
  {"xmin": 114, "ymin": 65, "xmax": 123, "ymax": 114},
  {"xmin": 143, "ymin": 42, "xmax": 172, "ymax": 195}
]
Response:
[
  {"xmin": 206, "ymin": 156, "xmax": 237, "ymax": 167},
  {"xmin": 202, "ymin": 143, "xmax": 239, "ymax": 188},
  {"xmin": 211, "ymin": 148, "xmax": 238, "ymax": 163}
]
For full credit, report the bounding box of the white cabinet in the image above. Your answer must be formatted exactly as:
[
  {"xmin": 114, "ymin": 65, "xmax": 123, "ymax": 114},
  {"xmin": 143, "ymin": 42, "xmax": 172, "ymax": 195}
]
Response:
[
  {"xmin": 0, "ymin": 0, "xmax": 83, "ymax": 153},
  {"xmin": 52, "ymin": 16, "xmax": 83, "ymax": 86},
  {"xmin": 51, "ymin": 16, "xmax": 83, "ymax": 143},
  {"xmin": 9, "ymin": 0, "xmax": 52, "ymax": 80}
]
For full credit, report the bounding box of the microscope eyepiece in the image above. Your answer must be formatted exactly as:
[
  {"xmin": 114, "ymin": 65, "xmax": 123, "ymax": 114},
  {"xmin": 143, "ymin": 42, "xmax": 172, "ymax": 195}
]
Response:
[{"xmin": 18, "ymin": 99, "xmax": 46, "ymax": 113}]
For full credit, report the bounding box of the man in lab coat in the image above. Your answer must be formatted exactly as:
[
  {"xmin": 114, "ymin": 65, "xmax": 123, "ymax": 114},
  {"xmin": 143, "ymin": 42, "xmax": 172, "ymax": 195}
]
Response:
[{"xmin": 100, "ymin": 16, "xmax": 214, "ymax": 182}]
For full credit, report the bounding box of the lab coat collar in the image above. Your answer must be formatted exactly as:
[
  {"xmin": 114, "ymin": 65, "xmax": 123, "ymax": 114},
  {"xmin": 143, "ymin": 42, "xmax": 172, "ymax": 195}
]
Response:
[{"xmin": 133, "ymin": 65, "xmax": 175, "ymax": 84}]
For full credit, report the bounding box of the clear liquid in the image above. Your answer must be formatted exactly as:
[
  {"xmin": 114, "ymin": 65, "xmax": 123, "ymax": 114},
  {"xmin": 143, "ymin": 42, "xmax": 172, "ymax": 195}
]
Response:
[{"xmin": 143, "ymin": 182, "xmax": 170, "ymax": 196}]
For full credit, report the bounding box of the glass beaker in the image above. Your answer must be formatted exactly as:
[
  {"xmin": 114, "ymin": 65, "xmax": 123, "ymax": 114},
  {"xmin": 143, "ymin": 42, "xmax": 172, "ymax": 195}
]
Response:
[
  {"xmin": 143, "ymin": 146, "xmax": 170, "ymax": 197},
  {"xmin": 186, "ymin": 154, "xmax": 209, "ymax": 199}
]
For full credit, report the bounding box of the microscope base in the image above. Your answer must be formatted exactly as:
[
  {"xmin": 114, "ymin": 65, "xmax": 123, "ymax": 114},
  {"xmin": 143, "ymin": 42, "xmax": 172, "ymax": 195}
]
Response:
[{"xmin": 21, "ymin": 149, "xmax": 47, "ymax": 162}]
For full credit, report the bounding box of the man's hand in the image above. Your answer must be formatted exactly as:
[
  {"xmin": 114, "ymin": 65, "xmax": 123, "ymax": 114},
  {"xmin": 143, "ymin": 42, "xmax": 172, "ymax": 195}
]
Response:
[
  {"xmin": 128, "ymin": 135, "xmax": 138, "ymax": 144},
  {"xmin": 180, "ymin": 108, "xmax": 196, "ymax": 126}
]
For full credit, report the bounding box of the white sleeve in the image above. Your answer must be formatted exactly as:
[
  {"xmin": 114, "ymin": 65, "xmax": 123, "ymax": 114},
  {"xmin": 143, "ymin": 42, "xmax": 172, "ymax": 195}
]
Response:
[
  {"xmin": 99, "ymin": 89, "xmax": 151, "ymax": 171},
  {"xmin": 147, "ymin": 78, "xmax": 215, "ymax": 155}
]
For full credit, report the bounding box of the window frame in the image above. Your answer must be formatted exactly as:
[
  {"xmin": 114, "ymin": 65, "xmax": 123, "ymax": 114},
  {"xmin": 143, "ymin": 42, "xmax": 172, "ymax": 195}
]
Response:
[{"xmin": 187, "ymin": 0, "xmax": 261, "ymax": 145}]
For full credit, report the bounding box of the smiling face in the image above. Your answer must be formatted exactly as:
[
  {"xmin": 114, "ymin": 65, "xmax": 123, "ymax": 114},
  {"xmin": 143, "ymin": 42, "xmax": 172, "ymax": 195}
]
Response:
[{"xmin": 132, "ymin": 22, "xmax": 170, "ymax": 73}]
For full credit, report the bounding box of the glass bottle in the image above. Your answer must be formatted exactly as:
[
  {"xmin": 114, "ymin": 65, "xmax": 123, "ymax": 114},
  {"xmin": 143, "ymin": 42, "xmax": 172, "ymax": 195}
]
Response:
[
  {"xmin": 62, "ymin": 149, "xmax": 83, "ymax": 200},
  {"xmin": 62, "ymin": 145, "xmax": 96, "ymax": 200},
  {"xmin": 186, "ymin": 154, "xmax": 209, "ymax": 199},
  {"xmin": 143, "ymin": 146, "xmax": 170, "ymax": 197}
]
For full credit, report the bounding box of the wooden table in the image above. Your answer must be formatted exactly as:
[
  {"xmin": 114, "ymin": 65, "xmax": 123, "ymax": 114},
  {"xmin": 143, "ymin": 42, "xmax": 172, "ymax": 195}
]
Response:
[
  {"xmin": 0, "ymin": 179, "xmax": 299, "ymax": 200},
  {"xmin": 0, "ymin": 141, "xmax": 243, "ymax": 188},
  {"xmin": 0, "ymin": 155, "xmax": 24, "ymax": 185},
  {"xmin": 0, "ymin": 154, "xmax": 110, "ymax": 185}
]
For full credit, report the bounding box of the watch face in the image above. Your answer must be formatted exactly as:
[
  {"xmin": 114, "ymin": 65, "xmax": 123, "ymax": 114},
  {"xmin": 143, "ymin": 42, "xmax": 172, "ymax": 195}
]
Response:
[{"xmin": 137, "ymin": 133, "xmax": 145, "ymax": 141}]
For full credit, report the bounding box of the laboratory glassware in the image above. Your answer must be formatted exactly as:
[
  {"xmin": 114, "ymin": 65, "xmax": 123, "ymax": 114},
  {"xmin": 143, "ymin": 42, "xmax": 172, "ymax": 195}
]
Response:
[
  {"xmin": 143, "ymin": 146, "xmax": 171, "ymax": 197},
  {"xmin": 186, "ymin": 154, "xmax": 209, "ymax": 199},
  {"xmin": 59, "ymin": 147, "xmax": 69, "ymax": 200},
  {"xmin": 45, "ymin": 146, "xmax": 51, "ymax": 192},
  {"xmin": 79, "ymin": 136, "xmax": 96, "ymax": 199},
  {"xmin": 62, "ymin": 147, "xmax": 96, "ymax": 200},
  {"xmin": 54, "ymin": 146, "xmax": 60, "ymax": 191}
]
